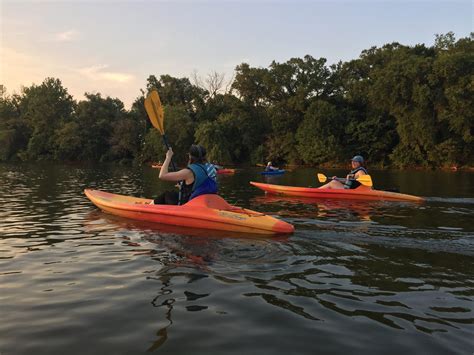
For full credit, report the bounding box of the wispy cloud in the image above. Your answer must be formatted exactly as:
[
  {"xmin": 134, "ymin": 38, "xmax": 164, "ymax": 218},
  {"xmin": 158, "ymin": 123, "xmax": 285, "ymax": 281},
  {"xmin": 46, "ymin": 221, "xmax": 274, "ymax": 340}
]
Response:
[
  {"xmin": 77, "ymin": 65, "xmax": 134, "ymax": 83},
  {"xmin": 53, "ymin": 29, "xmax": 80, "ymax": 42}
]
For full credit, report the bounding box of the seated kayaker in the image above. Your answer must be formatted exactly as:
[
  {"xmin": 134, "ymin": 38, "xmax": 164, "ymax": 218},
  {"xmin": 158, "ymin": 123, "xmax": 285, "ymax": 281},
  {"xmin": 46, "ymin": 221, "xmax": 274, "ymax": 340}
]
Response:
[
  {"xmin": 265, "ymin": 161, "xmax": 279, "ymax": 171},
  {"xmin": 151, "ymin": 144, "xmax": 218, "ymax": 205},
  {"xmin": 319, "ymin": 155, "xmax": 368, "ymax": 189}
]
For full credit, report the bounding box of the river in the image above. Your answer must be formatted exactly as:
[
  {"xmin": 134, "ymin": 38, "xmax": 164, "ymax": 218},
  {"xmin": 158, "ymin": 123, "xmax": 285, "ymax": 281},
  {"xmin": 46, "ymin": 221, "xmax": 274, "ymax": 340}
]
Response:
[{"xmin": 1, "ymin": 163, "xmax": 473, "ymax": 354}]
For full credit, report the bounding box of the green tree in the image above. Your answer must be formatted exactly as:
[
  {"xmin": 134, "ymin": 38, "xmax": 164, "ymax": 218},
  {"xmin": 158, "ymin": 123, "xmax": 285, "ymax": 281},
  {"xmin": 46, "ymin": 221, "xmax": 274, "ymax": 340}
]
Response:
[
  {"xmin": 75, "ymin": 93, "xmax": 126, "ymax": 161},
  {"xmin": 145, "ymin": 75, "xmax": 207, "ymax": 120},
  {"xmin": 195, "ymin": 118, "xmax": 233, "ymax": 164},
  {"xmin": 431, "ymin": 33, "xmax": 474, "ymax": 166},
  {"xmin": 0, "ymin": 91, "xmax": 29, "ymax": 160},
  {"xmin": 19, "ymin": 78, "xmax": 75, "ymax": 160},
  {"xmin": 141, "ymin": 104, "xmax": 195, "ymax": 164},
  {"xmin": 296, "ymin": 100, "xmax": 344, "ymax": 164},
  {"xmin": 108, "ymin": 118, "xmax": 142, "ymax": 163},
  {"xmin": 232, "ymin": 63, "xmax": 269, "ymax": 106},
  {"xmin": 54, "ymin": 121, "xmax": 82, "ymax": 160}
]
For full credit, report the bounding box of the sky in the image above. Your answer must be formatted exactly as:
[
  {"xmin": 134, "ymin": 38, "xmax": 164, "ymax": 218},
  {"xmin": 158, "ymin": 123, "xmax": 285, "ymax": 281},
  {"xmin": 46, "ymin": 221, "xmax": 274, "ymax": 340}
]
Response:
[{"xmin": 1, "ymin": 0, "xmax": 472, "ymax": 107}]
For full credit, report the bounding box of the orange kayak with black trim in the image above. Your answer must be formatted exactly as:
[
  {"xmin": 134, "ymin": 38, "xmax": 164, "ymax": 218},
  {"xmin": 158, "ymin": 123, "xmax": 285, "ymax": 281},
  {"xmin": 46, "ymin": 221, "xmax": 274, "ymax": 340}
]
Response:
[
  {"xmin": 84, "ymin": 189, "xmax": 294, "ymax": 235},
  {"xmin": 250, "ymin": 181, "xmax": 423, "ymax": 202}
]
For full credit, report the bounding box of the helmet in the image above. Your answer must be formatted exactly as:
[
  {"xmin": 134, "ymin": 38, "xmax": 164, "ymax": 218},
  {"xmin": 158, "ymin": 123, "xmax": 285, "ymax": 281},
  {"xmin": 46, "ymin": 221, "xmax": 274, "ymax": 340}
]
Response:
[{"xmin": 351, "ymin": 155, "xmax": 364, "ymax": 163}]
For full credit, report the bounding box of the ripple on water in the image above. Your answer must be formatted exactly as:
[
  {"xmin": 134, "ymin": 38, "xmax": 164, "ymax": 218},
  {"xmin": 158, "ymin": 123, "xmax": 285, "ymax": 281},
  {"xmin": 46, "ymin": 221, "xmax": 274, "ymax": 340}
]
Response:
[{"xmin": 0, "ymin": 164, "xmax": 473, "ymax": 354}]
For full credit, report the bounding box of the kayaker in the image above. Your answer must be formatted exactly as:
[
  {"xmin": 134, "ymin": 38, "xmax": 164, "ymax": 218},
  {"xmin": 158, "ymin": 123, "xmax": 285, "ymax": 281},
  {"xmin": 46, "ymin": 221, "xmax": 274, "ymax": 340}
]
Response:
[
  {"xmin": 265, "ymin": 161, "xmax": 279, "ymax": 172},
  {"xmin": 151, "ymin": 144, "xmax": 218, "ymax": 205},
  {"xmin": 319, "ymin": 155, "xmax": 368, "ymax": 189}
]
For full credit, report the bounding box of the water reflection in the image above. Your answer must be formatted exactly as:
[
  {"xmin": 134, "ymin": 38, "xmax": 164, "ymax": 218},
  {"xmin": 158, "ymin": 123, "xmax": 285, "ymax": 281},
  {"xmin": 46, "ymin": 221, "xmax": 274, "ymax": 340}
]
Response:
[
  {"xmin": 251, "ymin": 194, "xmax": 379, "ymax": 221},
  {"xmin": 148, "ymin": 266, "xmax": 174, "ymax": 351},
  {"xmin": 137, "ymin": 231, "xmax": 473, "ymax": 352}
]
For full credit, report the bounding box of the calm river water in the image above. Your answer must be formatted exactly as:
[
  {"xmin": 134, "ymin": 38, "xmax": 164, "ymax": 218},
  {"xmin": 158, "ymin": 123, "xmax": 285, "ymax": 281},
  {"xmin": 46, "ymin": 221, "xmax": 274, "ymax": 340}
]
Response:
[{"xmin": 1, "ymin": 163, "xmax": 473, "ymax": 354}]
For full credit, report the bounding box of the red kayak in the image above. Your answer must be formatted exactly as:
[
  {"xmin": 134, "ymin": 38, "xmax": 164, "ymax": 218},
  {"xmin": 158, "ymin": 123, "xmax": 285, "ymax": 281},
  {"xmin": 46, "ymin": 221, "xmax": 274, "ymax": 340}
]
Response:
[
  {"xmin": 217, "ymin": 169, "xmax": 236, "ymax": 175},
  {"xmin": 250, "ymin": 181, "xmax": 423, "ymax": 202}
]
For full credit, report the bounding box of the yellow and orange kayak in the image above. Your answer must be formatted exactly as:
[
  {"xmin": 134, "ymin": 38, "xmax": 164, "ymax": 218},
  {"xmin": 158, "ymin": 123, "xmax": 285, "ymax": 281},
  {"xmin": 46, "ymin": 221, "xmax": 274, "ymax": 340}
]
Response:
[
  {"xmin": 84, "ymin": 189, "xmax": 294, "ymax": 235},
  {"xmin": 250, "ymin": 182, "xmax": 423, "ymax": 202}
]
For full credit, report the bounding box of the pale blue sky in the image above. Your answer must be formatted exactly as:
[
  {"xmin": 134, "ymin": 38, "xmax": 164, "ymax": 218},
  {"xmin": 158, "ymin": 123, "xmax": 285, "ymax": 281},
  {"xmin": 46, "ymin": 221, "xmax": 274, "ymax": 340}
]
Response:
[{"xmin": 1, "ymin": 0, "xmax": 472, "ymax": 107}]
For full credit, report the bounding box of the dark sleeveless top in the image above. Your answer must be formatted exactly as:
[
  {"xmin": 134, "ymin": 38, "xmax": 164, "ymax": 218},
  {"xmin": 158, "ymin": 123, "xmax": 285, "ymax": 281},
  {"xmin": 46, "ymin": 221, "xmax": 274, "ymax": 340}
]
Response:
[{"xmin": 344, "ymin": 166, "xmax": 368, "ymax": 189}]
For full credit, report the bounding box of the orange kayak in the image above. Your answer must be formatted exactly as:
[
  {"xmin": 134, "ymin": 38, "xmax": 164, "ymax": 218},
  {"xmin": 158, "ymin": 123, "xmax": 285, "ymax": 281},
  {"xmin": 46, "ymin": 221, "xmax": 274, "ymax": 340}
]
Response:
[
  {"xmin": 250, "ymin": 181, "xmax": 423, "ymax": 202},
  {"xmin": 217, "ymin": 168, "xmax": 235, "ymax": 175},
  {"xmin": 84, "ymin": 189, "xmax": 294, "ymax": 235}
]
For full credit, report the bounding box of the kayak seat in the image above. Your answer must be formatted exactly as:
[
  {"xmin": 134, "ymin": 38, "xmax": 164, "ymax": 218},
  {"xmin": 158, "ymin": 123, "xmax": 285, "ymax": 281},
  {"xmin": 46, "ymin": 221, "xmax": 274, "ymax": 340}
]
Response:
[{"xmin": 184, "ymin": 194, "xmax": 233, "ymax": 210}]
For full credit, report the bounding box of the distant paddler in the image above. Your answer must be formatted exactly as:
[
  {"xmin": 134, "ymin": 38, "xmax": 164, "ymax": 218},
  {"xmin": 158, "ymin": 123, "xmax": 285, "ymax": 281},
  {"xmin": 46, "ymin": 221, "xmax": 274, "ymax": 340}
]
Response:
[{"xmin": 319, "ymin": 155, "xmax": 369, "ymax": 189}]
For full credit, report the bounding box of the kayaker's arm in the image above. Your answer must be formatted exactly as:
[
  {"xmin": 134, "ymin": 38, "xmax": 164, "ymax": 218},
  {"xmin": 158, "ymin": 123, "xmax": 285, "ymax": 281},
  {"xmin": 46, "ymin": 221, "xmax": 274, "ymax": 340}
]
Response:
[
  {"xmin": 160, "ymin": 168, "xmax": 193, "ymax": 184},
  {"xmin": 159, "ymin": 148, "xmax": 194, "ymax": 184}
]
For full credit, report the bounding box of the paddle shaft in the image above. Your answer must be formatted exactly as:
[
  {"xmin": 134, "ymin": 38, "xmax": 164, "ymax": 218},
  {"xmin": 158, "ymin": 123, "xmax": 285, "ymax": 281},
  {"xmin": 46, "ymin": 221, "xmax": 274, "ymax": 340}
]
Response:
[
  {"xmin": 161, "ymin": 134, "xmax": 184, "ymax": 204},
  {"xmin": 332, "ymin": 177, "xmax": 353, "ymax": 183},
  {"xmin": 162, "ymin": 134, "xmax": 178, "ymax": 172}
]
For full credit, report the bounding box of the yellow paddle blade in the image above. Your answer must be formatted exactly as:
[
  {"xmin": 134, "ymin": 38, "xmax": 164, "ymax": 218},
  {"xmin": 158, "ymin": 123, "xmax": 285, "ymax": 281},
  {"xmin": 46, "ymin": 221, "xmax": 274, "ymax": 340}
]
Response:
[
  {"xmin": 144, "ymin": 90, "xmax": 165, "ymax": 134},
  {"xmin": 317, "ymin": 173, "xmax": 328, "ymax": 183},
  {"xmin": 356, "ymin": 174, "xmax": 373, "ymax": 187}
]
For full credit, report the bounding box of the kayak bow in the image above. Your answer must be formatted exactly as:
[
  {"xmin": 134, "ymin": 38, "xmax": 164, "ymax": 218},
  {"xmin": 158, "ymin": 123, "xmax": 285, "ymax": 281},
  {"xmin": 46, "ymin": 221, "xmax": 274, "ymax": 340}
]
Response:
[
  {"xmin": 250, "ymin": 181, "xmax": 423, "ymax": 202},
  {"xmin": 85, "ymin": 189, "xmax": 294, "ymax": 235}
]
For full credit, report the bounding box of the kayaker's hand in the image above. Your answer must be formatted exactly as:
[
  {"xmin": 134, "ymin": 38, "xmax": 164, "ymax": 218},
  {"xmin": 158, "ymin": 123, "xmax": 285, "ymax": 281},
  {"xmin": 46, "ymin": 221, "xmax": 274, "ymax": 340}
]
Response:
[
  {"xmin": 346, "ymin": 174, "xmax": 354, "ymax": 180},
  {"xmin": 165, "ymin": 148, "xmax": 174, "ymax": 160}
]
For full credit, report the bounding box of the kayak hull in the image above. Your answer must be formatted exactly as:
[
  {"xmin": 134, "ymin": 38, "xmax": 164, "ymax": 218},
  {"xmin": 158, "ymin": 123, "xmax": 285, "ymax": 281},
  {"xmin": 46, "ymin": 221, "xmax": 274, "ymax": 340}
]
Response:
[
  {"xmin": 261, "ymin": 170, "xmax": 285, "ymax": 175},
  {"xmin": 85, "ymin": 189, "xmax": 294, "ymax": 235},
  {"xmin": 250, "ymin": 182, "xmax": 423, "ymax": 202},
  {"xmin": 217, "ymin": 169, "xmax": 235, "ymax": 175}
]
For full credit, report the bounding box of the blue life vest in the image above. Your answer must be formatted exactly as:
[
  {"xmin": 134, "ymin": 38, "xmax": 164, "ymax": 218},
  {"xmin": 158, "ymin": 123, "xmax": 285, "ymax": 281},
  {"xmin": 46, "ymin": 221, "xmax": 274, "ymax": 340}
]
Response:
[
  {"xmin": 344, "ymin": 166, "xmax": 368, "ymax": 189},
  {"xmin": 187, "ymin": 163, "xmax": 218, "ymax": 200}
]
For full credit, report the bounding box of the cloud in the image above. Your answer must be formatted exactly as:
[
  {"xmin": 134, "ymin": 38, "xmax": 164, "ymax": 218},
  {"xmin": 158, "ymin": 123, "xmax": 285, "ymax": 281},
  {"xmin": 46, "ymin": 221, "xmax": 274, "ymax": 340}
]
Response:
[
  {"xmin": 77, "ymin": 65, "xmax": 135, "ymax": 83},
  {"xmin": 53, "ymin": 30, "xmax": 80, "ymax": 42}
]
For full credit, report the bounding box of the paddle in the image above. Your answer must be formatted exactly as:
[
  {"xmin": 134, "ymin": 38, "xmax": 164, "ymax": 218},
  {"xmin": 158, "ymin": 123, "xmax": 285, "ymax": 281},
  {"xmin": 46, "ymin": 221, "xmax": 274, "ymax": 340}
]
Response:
[
  {"xmin": 317, "ymin": 173, "xmax": 373, "ymax": 187},
  {"xmin": 144, "ymin": 90, "xmax": 178, "ymax": 172},
  {"xmin": 144, "ymin": 90, "xmax": 183, "ymax": 204}
]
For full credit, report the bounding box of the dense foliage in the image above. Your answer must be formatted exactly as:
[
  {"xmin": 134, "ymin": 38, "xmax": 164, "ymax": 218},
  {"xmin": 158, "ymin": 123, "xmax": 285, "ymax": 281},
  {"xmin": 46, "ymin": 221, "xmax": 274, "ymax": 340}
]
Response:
[{"xmin": 1, "ymin": 33, "xmax": 472, "ymax": 168}]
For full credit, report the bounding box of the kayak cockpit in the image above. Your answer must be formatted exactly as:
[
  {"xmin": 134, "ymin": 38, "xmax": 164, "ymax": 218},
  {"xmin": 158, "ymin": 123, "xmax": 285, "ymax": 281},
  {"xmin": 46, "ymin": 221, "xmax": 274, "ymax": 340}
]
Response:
[{"xmin": 183, "ymin": 194, "xmax": 233, "ymax": 209}]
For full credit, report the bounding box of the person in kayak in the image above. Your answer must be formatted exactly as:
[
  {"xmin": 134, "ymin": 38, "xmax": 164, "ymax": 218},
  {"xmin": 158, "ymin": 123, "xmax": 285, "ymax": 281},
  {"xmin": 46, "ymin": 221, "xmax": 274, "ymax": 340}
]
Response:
[
  {"xmin": 151, "ymin": 144, "xmax": 218, "ymax": 205},
  {"xmin": 319, "ymin": 155, "xmax": 368, "ymax": 189},
  {"xmin": 265, "ymin": 161, "xmax": 279, "ymax": 172}
]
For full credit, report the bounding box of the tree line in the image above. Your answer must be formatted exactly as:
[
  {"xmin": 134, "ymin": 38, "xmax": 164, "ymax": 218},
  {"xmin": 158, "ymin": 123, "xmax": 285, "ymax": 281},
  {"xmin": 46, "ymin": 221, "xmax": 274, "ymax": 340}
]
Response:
[{"xmin": 1, "ymin": 32, "xmax": 472, "ymax": 168}]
